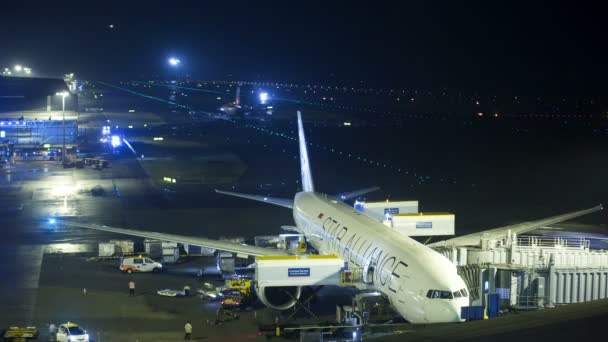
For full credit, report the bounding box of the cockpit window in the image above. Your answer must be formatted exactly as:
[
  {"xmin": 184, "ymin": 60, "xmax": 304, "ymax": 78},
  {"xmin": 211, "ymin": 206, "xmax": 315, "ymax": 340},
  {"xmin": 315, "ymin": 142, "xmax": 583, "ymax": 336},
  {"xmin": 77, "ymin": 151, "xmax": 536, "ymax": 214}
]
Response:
[
  {"xmin": 453, "ymin": 290, "xmax": 462, "ymax": 298},
  {"xmin": 426, "ymin": 289, "xmax": 454, "ymax": 299},
  {"xmin": 440, "ymin": 291, "xmax": 453, "ymax": 299},
  {"xmin": 426, "ymin": 290, "xmax": 441, "ymax": 298},
  {"xmin": 460, "ymin": 288, "xmax": 468, "ymax": 297}
]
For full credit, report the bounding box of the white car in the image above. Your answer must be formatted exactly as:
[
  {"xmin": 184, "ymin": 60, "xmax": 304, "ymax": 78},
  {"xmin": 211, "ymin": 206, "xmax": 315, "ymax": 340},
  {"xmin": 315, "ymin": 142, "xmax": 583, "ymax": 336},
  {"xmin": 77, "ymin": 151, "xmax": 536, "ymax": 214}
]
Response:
[
  {"xmin": 56, "ymin": 323, "xmax": 89, "ymax": 342},
  {"xmin": 120, "ymin": 256, "xmax": 163, "ymax": 274}
]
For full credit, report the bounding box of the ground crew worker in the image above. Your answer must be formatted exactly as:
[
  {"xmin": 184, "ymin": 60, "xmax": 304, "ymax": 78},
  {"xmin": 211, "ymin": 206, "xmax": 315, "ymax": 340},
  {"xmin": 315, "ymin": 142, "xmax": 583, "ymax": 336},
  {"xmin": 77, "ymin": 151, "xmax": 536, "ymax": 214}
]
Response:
[
  {"xmin": 183, "ymin": 284, "xmax": 191, "ymax": 296},
  {"xmin": 214, "ymin": 306, "xmax": 223, "ymax": 325},
  {"xmin": 184, "ymin": 321, "xmax": 192, "ymax": 340},
  {"xmin": 48, "ymin": 323, "xmax": 57, "ymax": 341},
  {"xmin": 128, "ymin": 280, "xmax": 135, "ymax": 297}
]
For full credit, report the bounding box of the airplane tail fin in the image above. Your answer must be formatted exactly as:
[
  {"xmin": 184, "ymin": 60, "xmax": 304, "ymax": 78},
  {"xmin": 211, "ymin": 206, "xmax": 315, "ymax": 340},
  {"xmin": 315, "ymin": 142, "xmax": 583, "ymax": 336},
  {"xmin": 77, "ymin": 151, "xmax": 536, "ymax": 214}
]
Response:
[{"xmin": 298, "ymin": 111, "xmax": 315, "ymax": 192}]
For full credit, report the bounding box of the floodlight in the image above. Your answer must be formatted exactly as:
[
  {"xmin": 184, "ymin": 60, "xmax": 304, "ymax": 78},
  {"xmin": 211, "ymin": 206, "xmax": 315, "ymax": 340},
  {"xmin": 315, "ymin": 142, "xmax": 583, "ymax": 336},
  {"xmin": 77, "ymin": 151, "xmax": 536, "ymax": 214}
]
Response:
[{"xmin": 259, "ymin": 92, "xmax": 269, "ymax": 104}]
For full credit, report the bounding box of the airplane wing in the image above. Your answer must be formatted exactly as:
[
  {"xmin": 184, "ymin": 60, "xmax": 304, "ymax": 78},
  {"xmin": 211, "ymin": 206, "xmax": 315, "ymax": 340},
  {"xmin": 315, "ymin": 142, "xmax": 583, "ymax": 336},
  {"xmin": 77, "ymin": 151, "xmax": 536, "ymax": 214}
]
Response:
[
  {"xmin": 55, "ymin": 220, "xmax": 291, "ymax": 257},
  {"xmin": 428, "ymin": 204, "xmax": 603, "ymax": 248},
  {"xmin": 215, "ymin": 189, "xmax": 293, "ymax": 209},
  {"xmin": 336, "ymin": 186, "xmax": 380, "ymax": 201}
]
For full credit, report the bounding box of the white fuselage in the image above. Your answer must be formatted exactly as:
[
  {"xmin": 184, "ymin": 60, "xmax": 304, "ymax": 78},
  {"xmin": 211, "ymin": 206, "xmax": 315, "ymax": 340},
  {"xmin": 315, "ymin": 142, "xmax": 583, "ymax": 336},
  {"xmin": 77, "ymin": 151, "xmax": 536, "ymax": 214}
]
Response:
[{"xmin": 293, "ymin": 192, "xmax": 469, "ymax": 323}]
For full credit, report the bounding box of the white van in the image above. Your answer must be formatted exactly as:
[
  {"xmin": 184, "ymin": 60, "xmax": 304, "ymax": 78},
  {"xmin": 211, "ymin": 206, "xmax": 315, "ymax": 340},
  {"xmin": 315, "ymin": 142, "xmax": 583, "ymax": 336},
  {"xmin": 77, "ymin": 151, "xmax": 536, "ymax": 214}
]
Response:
[{"xmin": 120, "ymin": 256, "xmax": 163, "ymax": 274}]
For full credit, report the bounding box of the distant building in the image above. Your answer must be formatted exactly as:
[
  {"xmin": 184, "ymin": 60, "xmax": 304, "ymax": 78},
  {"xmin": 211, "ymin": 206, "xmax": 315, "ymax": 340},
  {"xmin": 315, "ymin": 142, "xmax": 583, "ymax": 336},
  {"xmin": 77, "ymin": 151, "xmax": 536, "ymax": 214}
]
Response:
[{"xmin": 0, "ymin": 76, "xmax": 79, "ymax": 160}]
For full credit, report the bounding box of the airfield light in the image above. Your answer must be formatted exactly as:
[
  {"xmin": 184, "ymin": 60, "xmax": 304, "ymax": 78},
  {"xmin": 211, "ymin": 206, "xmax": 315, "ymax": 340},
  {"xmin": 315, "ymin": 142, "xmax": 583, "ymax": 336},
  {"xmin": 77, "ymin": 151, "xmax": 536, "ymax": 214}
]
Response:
[
  {"xmin": 48, "ymin": 218, "xmax": 57, "ymax": 224},
  {"xmin": 259, "ymin": 92, "xmax": 269, "ymax": 104},
  {"xmin": 14, "ymin": 65, "xmax": 22, "ymax": 72},
  {"xmin": 168, "ymin": 57, "xmax": 181, "ymax": 66},
  {"xmin": 0, "ymin": 131, "xmax": 5, "ymax": 138},
  {"xmin": 111, "ymin": 135, "xmax": 122, "ymax": 147}
]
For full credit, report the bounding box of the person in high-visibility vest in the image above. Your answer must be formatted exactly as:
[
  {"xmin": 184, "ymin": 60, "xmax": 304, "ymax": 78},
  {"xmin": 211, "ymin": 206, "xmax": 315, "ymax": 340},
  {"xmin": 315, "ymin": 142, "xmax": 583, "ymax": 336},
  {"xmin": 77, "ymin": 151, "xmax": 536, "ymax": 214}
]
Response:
[
  {"xmin": 184, "ymin": 321, "xmax": 192, "ymax": 340},
  {"xmin": 128, "ymin": 280, "xmax": 135, "ymax": 297}
]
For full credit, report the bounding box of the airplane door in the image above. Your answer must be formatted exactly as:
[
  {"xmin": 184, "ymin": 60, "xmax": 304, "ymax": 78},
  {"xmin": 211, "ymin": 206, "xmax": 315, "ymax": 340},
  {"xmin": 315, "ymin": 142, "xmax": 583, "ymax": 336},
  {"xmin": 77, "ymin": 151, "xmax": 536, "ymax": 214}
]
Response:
[{"xmin": 362, "ymin": 258, "xmax": 375, "ymax": 284}]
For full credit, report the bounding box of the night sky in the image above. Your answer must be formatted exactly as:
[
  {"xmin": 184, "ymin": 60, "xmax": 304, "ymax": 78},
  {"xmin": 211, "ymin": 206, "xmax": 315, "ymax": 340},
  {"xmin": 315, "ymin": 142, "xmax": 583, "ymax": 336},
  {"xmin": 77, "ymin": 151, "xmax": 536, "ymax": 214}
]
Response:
[{"xmin": 1, "ymin": 1, "xmax": 606, "ymax": 94}]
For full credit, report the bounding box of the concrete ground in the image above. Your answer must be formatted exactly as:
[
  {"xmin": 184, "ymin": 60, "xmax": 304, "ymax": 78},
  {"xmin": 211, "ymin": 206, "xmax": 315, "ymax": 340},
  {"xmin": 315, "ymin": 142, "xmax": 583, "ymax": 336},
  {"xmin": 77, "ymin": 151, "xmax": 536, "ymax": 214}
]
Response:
[{"xmin": 32, "ymin": 254, "xmax": 264, "ymax": 342}]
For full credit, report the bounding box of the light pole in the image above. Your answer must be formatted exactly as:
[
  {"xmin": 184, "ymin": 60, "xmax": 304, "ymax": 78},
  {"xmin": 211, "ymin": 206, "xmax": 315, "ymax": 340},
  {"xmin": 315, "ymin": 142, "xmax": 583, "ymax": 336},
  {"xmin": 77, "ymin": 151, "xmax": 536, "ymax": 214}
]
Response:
[{"xmin": 56, "ymin": 92, "xmax": 69, "ymax": 164}]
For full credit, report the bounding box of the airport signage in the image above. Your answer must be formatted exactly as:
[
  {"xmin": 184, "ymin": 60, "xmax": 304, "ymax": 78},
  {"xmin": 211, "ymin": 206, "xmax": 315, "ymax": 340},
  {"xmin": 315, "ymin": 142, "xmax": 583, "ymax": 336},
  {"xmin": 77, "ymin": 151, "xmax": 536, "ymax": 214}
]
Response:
[
  {"xmin": 384, "ymin": 208, "xmax": 400, "ymax": 215},
  {"xmin": 416, "ymin": 222, "xmax": 433, "ymax": 229},
  {"xmin": 288, "ymin": 268, "xmax": 310, "ymax": 277}
]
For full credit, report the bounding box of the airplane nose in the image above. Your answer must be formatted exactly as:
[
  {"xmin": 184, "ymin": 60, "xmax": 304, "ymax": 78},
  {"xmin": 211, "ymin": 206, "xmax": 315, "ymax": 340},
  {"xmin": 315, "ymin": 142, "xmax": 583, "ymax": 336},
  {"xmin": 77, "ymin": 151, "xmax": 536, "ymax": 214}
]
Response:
[{"xmin": 423, "ymin": 301, "xmax": 463, "ymax": 323}]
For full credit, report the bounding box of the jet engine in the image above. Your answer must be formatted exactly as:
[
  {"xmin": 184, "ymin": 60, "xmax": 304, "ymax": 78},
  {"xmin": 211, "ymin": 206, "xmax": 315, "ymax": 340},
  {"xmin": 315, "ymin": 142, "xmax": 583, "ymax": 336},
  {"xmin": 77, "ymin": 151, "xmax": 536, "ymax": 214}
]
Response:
[{"xmin": 255, "ymin": 286, "xmax": 302, "ymax": 310}]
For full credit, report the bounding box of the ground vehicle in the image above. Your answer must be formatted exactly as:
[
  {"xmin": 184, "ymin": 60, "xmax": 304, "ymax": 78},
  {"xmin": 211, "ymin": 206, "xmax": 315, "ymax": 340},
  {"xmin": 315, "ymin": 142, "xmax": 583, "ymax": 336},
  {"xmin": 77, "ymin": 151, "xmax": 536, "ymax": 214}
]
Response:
[
  {"xmin": 119, "ymin": 256, "xmax": 162, "ymax": 274},
  {"xmin": 56, "ymin": 322, "xmax": 89, "ymax": 342},
  {"xmin": 1, "ymin": 326, "xmax": 38, "ymax": 341}
]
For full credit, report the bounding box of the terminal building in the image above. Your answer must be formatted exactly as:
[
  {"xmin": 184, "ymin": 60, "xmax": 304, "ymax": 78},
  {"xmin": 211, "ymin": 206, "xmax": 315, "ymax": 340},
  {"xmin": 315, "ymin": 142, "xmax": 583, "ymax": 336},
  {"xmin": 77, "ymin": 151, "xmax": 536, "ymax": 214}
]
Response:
[{"xmin": 0, "ymin": 76, "xmax": 78, "ymax": 161}]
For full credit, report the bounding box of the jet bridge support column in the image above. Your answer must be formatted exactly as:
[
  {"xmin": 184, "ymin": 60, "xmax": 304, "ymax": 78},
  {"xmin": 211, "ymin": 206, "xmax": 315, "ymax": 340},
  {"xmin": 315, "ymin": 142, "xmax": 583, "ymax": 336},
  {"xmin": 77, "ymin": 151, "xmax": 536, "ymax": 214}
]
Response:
[{"xmin": 548, "ymin": 254, "xmax": 556, "ymax": 307}]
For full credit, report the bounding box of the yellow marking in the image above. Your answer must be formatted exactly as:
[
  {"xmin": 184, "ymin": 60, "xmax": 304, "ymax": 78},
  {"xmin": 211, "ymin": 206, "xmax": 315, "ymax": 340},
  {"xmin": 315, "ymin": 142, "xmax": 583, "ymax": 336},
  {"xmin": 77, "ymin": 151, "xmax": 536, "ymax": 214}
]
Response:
[
  {"xmin": 256, "ymin": 254, "xmax": 339, "ymax": 261},
  {"xmin": 393, "ymin": 212, "xmax": 453, "ymax": 216}
]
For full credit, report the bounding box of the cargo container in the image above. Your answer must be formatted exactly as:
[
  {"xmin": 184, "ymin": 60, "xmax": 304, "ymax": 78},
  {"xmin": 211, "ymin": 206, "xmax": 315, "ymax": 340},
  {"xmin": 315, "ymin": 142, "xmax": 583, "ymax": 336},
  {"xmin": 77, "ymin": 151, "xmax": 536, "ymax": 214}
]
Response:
[
  {"xmin": 98, "ymin": 242, "xmax": 115, "ymax": 257},
  {"xmin": 109, "ymin": 239, "xmax": 134, "ymax": 255},
  {"xmin": 144, "ymin": 239, "xmax": 163, "ymax": 259},
  {"xmin": 186, "ymin": 244, "xmax": 215, "ymax": 256}
]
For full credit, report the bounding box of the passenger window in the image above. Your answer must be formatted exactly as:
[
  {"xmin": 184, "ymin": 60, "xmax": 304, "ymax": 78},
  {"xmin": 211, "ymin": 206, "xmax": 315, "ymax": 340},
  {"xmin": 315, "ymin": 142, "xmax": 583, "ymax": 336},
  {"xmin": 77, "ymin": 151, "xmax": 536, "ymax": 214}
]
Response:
[
  {"xmin": 440, "ymin": 291, "xmax": 453, "ymax": 299},
  {"xmin": 146, "ymin": 259, "xmax": 154, "ymax": 263},
  {"xmin": 134, "ymin": 259, "xmax": 143, "ymax": 264}
]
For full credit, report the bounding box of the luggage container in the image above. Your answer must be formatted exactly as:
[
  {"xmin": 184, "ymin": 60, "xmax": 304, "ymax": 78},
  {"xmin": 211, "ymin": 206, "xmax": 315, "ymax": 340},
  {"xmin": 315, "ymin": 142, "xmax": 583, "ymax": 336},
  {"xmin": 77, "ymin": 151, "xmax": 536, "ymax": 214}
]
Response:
[
  {"xmin": 186, "ymin": 244, "xmax": 215, "ymax": 256},
  {"xmin": 162, "ymin": 247, "xmax": 180, "ymax": 263},
  {"xmin": 98, "ymin": 242, "xmax": 115, "ymax": 257},
  {"xmin": 145, "ymin": 239, "xmax": 163, "ymax": 259},
  {"xmin": 109, "ymin": 239, "xmax": 134, "ymax": 255}
]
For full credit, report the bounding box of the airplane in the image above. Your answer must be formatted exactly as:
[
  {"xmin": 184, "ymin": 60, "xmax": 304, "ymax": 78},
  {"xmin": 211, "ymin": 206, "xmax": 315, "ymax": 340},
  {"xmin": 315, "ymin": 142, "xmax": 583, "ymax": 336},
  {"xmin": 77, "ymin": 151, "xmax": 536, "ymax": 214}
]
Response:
[
  {"xmin": 56, "ymin": 111, "xmax": 603, "ymax": 323},
  {"xmin": 218, "ymin": 85, "xmax": 242, "ymax": 115}
]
